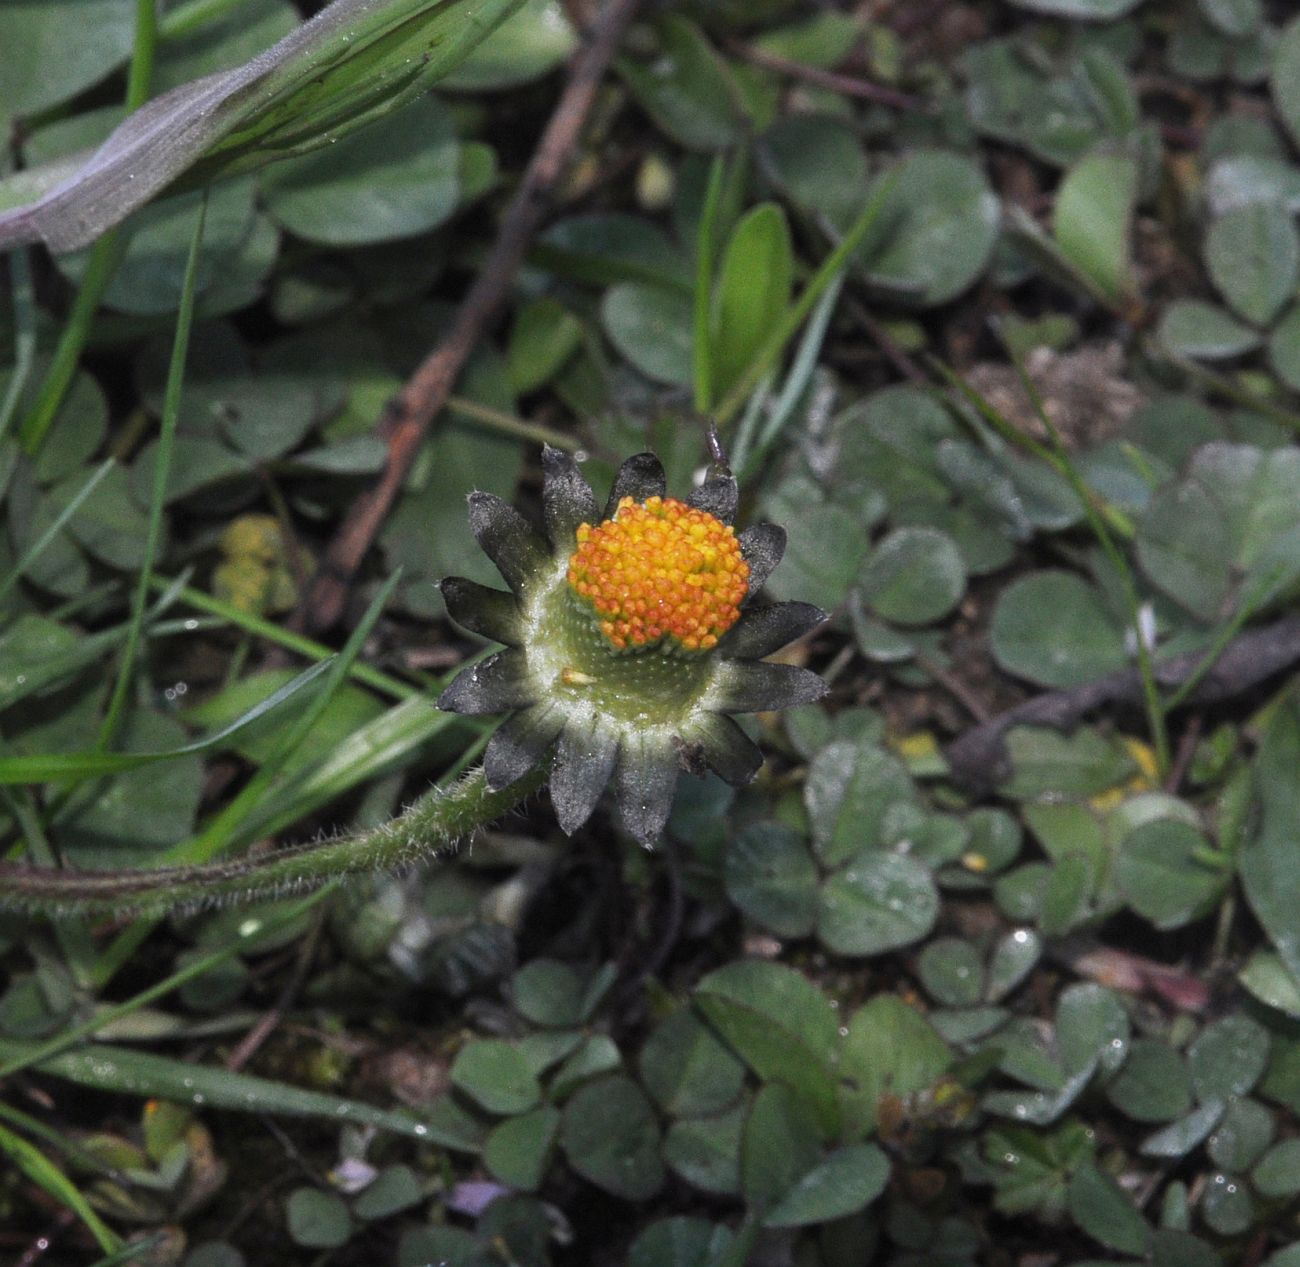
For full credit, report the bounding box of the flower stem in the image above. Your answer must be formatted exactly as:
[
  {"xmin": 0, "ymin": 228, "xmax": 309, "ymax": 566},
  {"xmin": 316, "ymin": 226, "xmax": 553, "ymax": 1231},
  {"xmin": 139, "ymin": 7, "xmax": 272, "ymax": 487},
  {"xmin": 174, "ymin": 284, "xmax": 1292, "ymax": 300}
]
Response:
[{"xmin": 0, "ymin": 766, "xmax": 544, "ymax": 919}]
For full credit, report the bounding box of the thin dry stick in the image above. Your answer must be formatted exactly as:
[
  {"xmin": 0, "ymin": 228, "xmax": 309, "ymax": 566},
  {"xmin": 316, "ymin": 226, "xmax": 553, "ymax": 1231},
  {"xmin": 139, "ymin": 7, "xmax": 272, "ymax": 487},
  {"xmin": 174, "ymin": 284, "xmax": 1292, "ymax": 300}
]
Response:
[
  {"xmin": 731, "ymin": 41, "xmax": 929, "ymax": 114},
  {"xmin": 225, "ymin": 907, "xmax": 325, "ymax": 1072},
  {"xmin": 298, "ymin": 0, "xmax": 643, "ymax": 635}
]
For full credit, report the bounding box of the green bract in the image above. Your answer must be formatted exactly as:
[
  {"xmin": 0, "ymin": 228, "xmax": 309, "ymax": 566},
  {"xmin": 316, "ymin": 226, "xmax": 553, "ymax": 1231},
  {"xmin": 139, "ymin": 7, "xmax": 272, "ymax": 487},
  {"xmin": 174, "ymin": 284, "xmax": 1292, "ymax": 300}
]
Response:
[{"xmin": 437, "ymin": 447, "xmax": 826, "ymax": 845}]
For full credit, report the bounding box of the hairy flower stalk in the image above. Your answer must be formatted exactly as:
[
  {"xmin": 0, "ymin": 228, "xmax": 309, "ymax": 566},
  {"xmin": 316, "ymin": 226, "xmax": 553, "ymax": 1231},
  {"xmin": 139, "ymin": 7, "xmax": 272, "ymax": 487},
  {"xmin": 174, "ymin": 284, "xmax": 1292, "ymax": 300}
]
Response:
[{"xmin": 0, "ymin": 766, "xmax": 544, "ymax": 918}]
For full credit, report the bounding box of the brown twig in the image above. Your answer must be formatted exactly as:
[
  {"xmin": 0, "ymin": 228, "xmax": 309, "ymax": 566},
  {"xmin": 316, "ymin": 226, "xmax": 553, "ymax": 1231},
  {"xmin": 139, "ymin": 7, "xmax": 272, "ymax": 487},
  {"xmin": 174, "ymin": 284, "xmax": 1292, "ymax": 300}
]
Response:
[
  {"xmin": 296, "ymin": 0, "xmax": 644, "ymax": 635},
  {"xmin": 730, "ymin": 41, "xmax": 930, "ymax": 114},
  {"xmin": 946, "ymin": 613, "xmax": 1300, "ymax": 790},
  {"xmin": 224, "ymin": 907, "xmax": 325, "ymax": 1073}
]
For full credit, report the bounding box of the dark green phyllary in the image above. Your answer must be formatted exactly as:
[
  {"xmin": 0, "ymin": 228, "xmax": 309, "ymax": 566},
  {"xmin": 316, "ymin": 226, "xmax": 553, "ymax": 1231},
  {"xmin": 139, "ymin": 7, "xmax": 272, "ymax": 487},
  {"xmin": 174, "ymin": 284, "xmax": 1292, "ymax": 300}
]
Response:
[{"xmin": 438, "ymin": 447, "xmax": 827, "ymax": 845}]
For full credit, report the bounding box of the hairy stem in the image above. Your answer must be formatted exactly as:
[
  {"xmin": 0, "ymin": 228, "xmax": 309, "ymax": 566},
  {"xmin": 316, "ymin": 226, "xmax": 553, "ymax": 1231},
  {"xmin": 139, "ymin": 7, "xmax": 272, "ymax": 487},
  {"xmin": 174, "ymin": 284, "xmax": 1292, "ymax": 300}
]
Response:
[{"xmin": 0, "ymin": 766, "xmax": 543, "ymax": 919}]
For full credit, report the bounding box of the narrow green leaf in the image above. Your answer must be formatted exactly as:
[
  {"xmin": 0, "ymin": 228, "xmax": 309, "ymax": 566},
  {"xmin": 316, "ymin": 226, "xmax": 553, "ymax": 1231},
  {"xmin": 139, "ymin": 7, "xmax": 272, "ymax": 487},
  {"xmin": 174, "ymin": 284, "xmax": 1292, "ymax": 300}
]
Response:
[
  {"xmin": 0, "ymin": 0, "xmax": 526, "ymax": 254},
  {"xmin": 0, "ymin": 658, "xmax": 333, "ymax": 784}
]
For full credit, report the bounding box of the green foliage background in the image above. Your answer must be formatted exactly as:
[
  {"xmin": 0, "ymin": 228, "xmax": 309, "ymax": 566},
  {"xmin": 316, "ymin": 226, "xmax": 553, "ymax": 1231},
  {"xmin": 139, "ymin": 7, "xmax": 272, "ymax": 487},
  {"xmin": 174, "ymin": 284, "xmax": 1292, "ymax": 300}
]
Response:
[{"xmin": 3, "ymin": 0, "xmax": 1300, "ymax": 1263}]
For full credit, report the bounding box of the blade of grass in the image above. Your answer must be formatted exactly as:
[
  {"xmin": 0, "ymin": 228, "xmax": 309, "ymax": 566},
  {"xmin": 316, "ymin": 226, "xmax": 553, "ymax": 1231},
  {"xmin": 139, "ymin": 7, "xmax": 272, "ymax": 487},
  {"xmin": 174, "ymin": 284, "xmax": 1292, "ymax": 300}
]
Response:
[
  {"xmin": 145, "ymin": 575, "xmax": 419, "ymax": 700},
  {"xmin": 0, "ymin": 890, "xmax": 332, "ymax": 1078},
  {"xmin": 224, "ymin": 694, "xmax": 484, "ymax": 844},
  {"xmin": 0, "ymin": 1038, "xmax": 460, "ymax": 1144},
  {"xmin": 0, "ymin": 1101, "xmax": 121, "ymax": 1179},
  {"xmin": 16, "ymin": 0, "xmax": 159, "ymax": 453},
  {"xmin": 0, "ymin": 657, "xmax": 334, "ymax": 784},
  {"xmin": 1001, "ymin": 343, "xmax": 1170, "ymax": 776},
  {"xmin": 693, "ymin": 156, "xmax": 726, "ymax": 416},
  {"xmin": 0, "ymin": 245, "xmax": 36, "ymax": 442},
  {"xmin": 169, "ymin": 570, "xmax": 404, "ymax": 866},
  {"xmin": 90, "ymin": 573, "xmax": 405, "ymax": 983},
  {"xmin": 98, "ymin": 194, "xmax": 207, "ymax": 753},
  {"xmin": 0, "ymin": 458, "xmax": 115, "ymax": 604},
  {"xmin": 0, "ymin": 1120, "xmax": 122, "ymax": 1255},
  {"xmin": 446, "ymin": 394, "xmax": 578, "ymax": 451},
  {"xmin": 736, "ymin": 271, "xmax": 843, "ymax": 479},
  {"xmin": 714, "ymin": 174, "xmax": 896, "ymax": 429},
  {"xmin": 931, "ymin": 357, "xmax": 1136, "ymax": 541}
]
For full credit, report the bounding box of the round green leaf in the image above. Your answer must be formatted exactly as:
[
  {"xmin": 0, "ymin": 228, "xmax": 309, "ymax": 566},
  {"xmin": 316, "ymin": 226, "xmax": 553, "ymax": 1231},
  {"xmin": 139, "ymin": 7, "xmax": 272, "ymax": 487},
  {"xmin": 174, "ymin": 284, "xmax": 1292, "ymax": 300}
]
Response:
[
  {"xmin": 1202, "ymin": 1171, "xmax": 1254, "ymax": 1235},
  {"xmin": 725, "ymin": 822, "xmax": 818, "ymax": 938},
  {"xmin": 450, "ymin": 1040, "xmax": 541, "ymax": 1115},
  {"xmin": 285, "ymin": 1188, "xmax": 352, "ymax": 1249},
  {"xmin": 856, "ymin": 527, "xmax": 966, "ymax": 627},
  {"xmin": 22, "ymin": 371, "xmax": 108, "ymax": 486},
  {"xmin": 0, "ymin": 1, "xmax": 135, "ymax": 124},
  {"xmin": 441, "ymin": 0, "xmax": 575, "ymax": 90},
  {"xmin": 511, "ymin": 959, "xmax": 585, "ymax": 1027},
  {"xmin": 987, "ymin": 929, "xmax": 1042, "ymax": 1002},
  {"xmin": 862, "ymin": 151, "xmax": 999, "ymax": 306},
  {"xmin": 508, "ymin": 297, "xmax": 583, "ymax": 394},
  {"xmin": 991, "ymin": 570, "xmax": 1128, "ymax": 688},
  {"xmin": 58, "ymin": 178, "xmax": 279, "ymax": 318},
  {"xmin": 260, "ymin": 98, "xmax": 460, "ymax": 246},
  {"xmin": 803, "ymin": 738, "xmax": 916, "ymax": 867},
  {"xmin": 918, "ymin": 937, "xmax": 984, "ymax": 1007},
  {"xmin": 1158, "ymin": 298, "xmax": 1263, "ymax": 360},
  {"xmin": 1054, "ymin": 152, "xmax": 1137, "ymax": 304},
  {"xmin": 600, "ymin": 282, "xmax": 694, "ymax": 385},
  {"xmin": 1253, "ymin": 1139, "xmax": 1300, "ymax": 1197},
  {"xmin": 1188, "ymin": 1014, "xmax": 1270, "ymax": 1101},
  {"xmin": 1067, "ymin": 1162, "xmax": 1151, "ymax": 1256},
  {"xmin": 1273, "ymin": 15, "xmax": 1300, "ymax": 151},
  {"xmin": 1115, "ymin": 819, "xmax": 1226, "ymax": 930},
  {"xmin": 763, "ymin": 114, "xmax": 868, "ymax": 230},
  {"xmin": 617, "ymin": 15, "xmax": 745, "ymax": 151},
  {"xmin": 53, "ymin": 463, "xmax": 151, "ymax": 571},
  {"xmin": 1205, "ymin": 201, "xmax": 1300, "ymax": 325},
  {"xmin": 1107, "ymin": 1039, "xmax": 1193, "ymax": 1123},
  {"xmin": 763, "ymin": 502, "xmax": 869, "ymax": 612},
  {"xmin": 818, "ymin": 852, "xmax": 939, "ymax": 957},
  {"xmin": 640, "ymin": 1009, "xmax": 745, "ymax": 1117},
  {"xmin": 628, "ymin": 1218, "xmax": 731, "ymax": 1267},
  {"xmin": 1056, "ymin": 983, "xmax": 1130, "ymax": 1076},
  {"xmin": 560, "ymin": 1075, "xmax": 664, "ymax": 1200},
  {"xmin": 740, "ymin": 1082, "xmax": 821, "ymax": 1209},
  {"xmin": 763, "ymin": 1144, "xmax": 890, "ymax": 1229},
  {"xmin": 483, "ymin": 1106, "xmax": 560, "ymax": 1192},
  {"xmin": 1137, "ymin": 478, "xmax": 1235, "ymax": 619},
  {"xmin": 663, "ymin": 1103, "xmax": 745, "ymax": 1195},
  {"xmin": 1268, "ymin": 303, "xmax": 1300, "ymax": 389},
  {"xmin": 352, "ymin": 1165, "xmax": 422, "ymax": 1221},
  {"xmin": 1207, "ymin": 1097, "xmax": 1274, "ymax": 1172}
]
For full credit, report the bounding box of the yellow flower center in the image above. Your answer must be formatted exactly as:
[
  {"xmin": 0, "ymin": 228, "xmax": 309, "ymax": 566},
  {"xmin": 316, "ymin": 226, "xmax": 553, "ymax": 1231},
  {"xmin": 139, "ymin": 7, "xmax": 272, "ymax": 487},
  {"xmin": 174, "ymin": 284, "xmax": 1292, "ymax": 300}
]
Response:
[{"xmin": 566, "ymin": 496, "xmax": 750, "ymax": 652}]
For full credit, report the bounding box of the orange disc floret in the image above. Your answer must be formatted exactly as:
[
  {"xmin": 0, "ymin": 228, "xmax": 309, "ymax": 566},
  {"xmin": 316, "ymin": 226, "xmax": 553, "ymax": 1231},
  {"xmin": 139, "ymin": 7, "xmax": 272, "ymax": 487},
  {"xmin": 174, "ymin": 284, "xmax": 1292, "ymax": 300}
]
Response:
[{"xmin": 566, "ymin": 496, "xmax": 750, "ymax": 652}]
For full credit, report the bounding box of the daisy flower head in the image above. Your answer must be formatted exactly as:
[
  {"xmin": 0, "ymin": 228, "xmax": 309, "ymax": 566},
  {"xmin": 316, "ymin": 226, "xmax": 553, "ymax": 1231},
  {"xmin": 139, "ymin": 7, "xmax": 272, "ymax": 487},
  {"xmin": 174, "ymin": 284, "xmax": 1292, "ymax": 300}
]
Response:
[{"xmin": 437, "ymin": 447, "xmax": 827, "ymax": 846}]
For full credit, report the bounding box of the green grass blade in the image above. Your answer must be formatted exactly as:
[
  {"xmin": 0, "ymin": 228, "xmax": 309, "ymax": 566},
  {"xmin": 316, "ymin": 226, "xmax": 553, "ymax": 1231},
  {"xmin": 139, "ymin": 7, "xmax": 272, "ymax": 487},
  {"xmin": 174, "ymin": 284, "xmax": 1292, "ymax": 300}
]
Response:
[
  {"xmin": 0, "ymin": 657, "xmax": 335, "ymax": 784},
  {"xmin": 0, "ymin": 891, "xmax": 331, "ymax": 1078},
  {"xmin": 714, "ymin": 173, "xmax": 896, "ymax": 428},
  {"xmin": 98, "ymin": 194, "xmax": 207, "ymax": 752},
  {"xmin": 166, "ymin": 571, "xmax": 403, "ymax": 865},
  {"xmin": 0, "ymin": 0, "xmax": 527, "ymax": 255},
  {"xmin": 693, "ymin": 156, "xmax": 726, "ymax": 416},
  {"xmin": 146, "ymin": 575, "xmax": 419, "ymax": 699},
  {"xmin": 0, "ymin": 459, "xmax": 115, "ymax": 603},
  {"xmin": 0, "ymin": 1120, "xmax": 123, "ymax": 1254},
  {"xmin": 0, "ymin": 245, "xmax": 36, "ymax": 442},
  {"xmin": 0, "ymin": 1040, "xmax": 455, "ymax": 1144}
]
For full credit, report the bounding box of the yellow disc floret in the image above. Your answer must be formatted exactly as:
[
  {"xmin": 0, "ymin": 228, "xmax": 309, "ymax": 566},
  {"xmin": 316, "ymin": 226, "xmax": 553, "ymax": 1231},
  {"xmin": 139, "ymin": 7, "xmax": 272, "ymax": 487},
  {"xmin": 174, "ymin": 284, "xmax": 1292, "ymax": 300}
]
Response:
[{"xmin": 566, "ymin": 496, "xmax": 750, "ymax": 652}]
